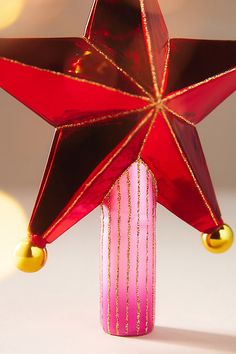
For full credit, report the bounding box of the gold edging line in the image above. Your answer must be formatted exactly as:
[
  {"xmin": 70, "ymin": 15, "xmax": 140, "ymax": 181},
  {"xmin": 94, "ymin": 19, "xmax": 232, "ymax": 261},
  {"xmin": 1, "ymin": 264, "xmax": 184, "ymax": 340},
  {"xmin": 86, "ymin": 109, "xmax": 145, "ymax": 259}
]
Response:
[
  {"xmin": 139, "ymin": 159, "xmax": 158, "ymax": 199},
  {"xmin": 42, "ymin": 108, "xmax": 153, "ymax": 239},
  {"xmin": 101, "ymin": 109, "xmax": 155, "ymax": 202},
  {"xmin": 31, "ymin": 129, "xmax": 62, "ymax": 220},
  {"xmin": 57, "ymin": 103, "xmax": 156, "ymax": 130},
  {"xmin": 160, "ymin": 40, "xmax": 170, "ymax": 95},
  {"xmin": 152, "ymin": 180, "xmax": 156, "ymax": 328},
  {"xmin": 145, "ymin": 168, "xmax": 150, "ymax": 334},
  {"xmin": 136, "ymin": 160, "xmax": 141, "ymax": 335},
  {"xmin": 125, "ymin": 170, "xmax": 131, "ymax": 335},
  {"xmin": 163, "ymin": 67, "xmax": 236, "ymax": 103},
  {"xmin": 100, "ymin": 202, "xmax": 105, "ymax": 326},
  {"xmin": 140, "ymin": 0, "xmax": 160, "ymax": 99},
  {"xmin": 161, "ymin": 109, "xmax": 219, "ymax": 226},
  {"xmin": 102, "ymin": 155, "xmax": 158, "ymax": 204},
  {"xmin": 138, "ymin": 108, "xmax": 158, "ymax": 158},
  {"xmin": 163, "ymin": 104, "xmax": 195, "ymax": 127},
  {"xmin": 107, "ymin": 196, "xmax": 112, "ymax": 334},
  {"xmin": 0, "ymin": 56, "xmax": 150, "ymax": 102},
  {"xmin": 84, "ymin": 37, "xmax": 153, "ymax": 101},
  {"xmin": 115, "ymin": 179, "xmax": 121, "ymax": 335}
]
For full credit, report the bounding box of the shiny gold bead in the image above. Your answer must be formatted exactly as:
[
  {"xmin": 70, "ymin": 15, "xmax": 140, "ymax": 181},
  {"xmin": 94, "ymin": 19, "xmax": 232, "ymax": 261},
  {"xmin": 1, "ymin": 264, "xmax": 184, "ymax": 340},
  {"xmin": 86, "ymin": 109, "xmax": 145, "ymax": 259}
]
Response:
[
  {"xmin": 202, "ymin": 224, "xmax": 234, "ymax": 254},
  {"xmin": 14, "ymin": 239, "xmax": 47, "ymax": 272}
]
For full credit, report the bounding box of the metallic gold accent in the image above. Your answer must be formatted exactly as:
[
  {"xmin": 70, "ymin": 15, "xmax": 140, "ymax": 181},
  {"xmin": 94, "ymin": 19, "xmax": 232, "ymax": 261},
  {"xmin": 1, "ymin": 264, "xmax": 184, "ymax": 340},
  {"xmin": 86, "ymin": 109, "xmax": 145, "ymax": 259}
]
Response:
[
  {"xmin": 163, "ymin": 67, "xmax": 236, "ymax": 103},
  {"xmin": 43, "ymin": 109, "xmax": 153, "ymax": 239},
  {"xmin": 163, "ymin": 104, "xmax": 195, "ymax": 127},
  {"xmin": 138, "ymin": 108, "xmax": 157, "ymax": 158},
  {"xmin": 145, "ymin": 169, "xmax": 149, "ymax": 334},
  {"xmin": 162, "ymin": 109, "xmax": 219, "ymax": 226},
  {"xmin": 139, "ymin": 159, "xmax": 158, "ymax": 200},
  {"xmin": 152, "ymin": 179, "xmax": 156, "ymax": 327},
  {"xmin": 14, "ymin": 239, "xmax": 47, "ymax": 273},
  {"xmin": 160, "ymin": 40, "xmax": 170, "ymax": 95},
  {"xmin": 84, "ymin": 37, "xmax": 153, "ymax": 100},
  {"xmin": 100, "ymin": 202, "xmax": 105, "ymax": 325},
  {"xmin": 107, "ymin": 196, "xmax": 112, "ymax": 334},
  {"xmin": 139, "ymin": 0, "xmax": 160, "ymax": 99},
  {"xmin": 115, "ymin": 179, "xmax": 121, "ymax": 335},
  {"xmin": 58, "ymin": 103, "xmax": 156, "ymax": 130},
  {"xmin": 0, "ymin": 56, "xmax": 151, "ymax": 103},
  {"xmin": 125, "ymin": 170, "xmax": 131, "ymax": 335},
  {"xmin": 32, "ymin": 129, "xmax": 62, "ymax": 217},
  {"xmin": 102, "ymin": 157, "xmax": 158, "ymax": 204},
  {"xmin": 136, "ymin": 159, "xmax": 141, "ymax": 335},
  {"xmin": 202, "ymin": 224, "xmax": 234, "ymax": 254}
]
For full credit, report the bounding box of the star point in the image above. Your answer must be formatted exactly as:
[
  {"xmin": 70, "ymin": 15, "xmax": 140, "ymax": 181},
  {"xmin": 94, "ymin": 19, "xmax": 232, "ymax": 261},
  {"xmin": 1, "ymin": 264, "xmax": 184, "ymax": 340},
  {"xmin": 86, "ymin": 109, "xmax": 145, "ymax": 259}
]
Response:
[{"xmin": 0, "ymin": 0, "xmax": 235, "ymax": 245}]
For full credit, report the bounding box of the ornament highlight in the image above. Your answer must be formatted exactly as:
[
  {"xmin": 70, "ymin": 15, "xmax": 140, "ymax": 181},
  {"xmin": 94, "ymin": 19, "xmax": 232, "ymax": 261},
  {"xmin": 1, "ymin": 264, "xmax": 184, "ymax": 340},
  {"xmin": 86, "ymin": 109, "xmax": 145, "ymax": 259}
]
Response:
[
  {"xmin": 14, "ymin": 239, "xmax": 47, "ymax": 272},
  {"xmin": 0, "ymin": 191, "xmax": 27, "ymax": 280},
  {"xmin": 202, "ymin": 224, "xmax": 234, "ymax": 254},
  {"xmin": 0, "ymin": 0, "xmax": 25, "ymax": 30}
]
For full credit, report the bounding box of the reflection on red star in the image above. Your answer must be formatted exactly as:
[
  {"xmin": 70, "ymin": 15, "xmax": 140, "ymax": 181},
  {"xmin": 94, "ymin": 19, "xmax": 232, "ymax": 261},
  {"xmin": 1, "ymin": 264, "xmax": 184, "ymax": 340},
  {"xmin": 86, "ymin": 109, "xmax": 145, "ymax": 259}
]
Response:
[{"xmin": 0, "ymin": 0, "xmax": 236, "ymax": 247}]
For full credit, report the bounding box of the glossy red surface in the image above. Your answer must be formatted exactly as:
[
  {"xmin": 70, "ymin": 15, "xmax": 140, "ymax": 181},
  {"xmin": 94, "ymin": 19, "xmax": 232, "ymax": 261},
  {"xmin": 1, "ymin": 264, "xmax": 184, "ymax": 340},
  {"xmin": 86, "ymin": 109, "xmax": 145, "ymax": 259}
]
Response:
[
  {"xmin": 166, "ymin": 111, "xmax": 221, "ymax": 219},
  {"xmin": 165, "ymin": 64, "xmax": 236, "ymax": 124},
  {"xmin": 0, "ymin": 52, "xmax": 148, "ymax": 127},
  {"xmin": 165, "ymin": 39, "xmax": 236, "ymax": 96},
  {"xmin": 0, "ymin": 38, "xmax": 144, "ymax": 97},
  {"xmin": 0, "ymin": 0, "xmax": 235, "ymax": 245},
  {"xmin": 141, "ymin": 112, "xmax": 223, "ymax": 233},
  {"xmin": 139, "ymin": 0, "xmax": 169, "ymax": 92},
  {"xmin": 30, "ymin": 109, "xmax": 154, "ymax": 237},
  {"xmin": 86, "ymin": 0, "xmax": 156, "ymax": 96}
]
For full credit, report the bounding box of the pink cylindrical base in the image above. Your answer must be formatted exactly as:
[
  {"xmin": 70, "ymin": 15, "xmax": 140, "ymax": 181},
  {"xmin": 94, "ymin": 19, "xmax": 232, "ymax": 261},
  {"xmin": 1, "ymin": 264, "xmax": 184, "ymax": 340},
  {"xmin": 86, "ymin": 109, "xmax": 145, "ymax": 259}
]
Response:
[{"xmin": 100, "ymin": 161, "xmax": 157, "ymax": 336}]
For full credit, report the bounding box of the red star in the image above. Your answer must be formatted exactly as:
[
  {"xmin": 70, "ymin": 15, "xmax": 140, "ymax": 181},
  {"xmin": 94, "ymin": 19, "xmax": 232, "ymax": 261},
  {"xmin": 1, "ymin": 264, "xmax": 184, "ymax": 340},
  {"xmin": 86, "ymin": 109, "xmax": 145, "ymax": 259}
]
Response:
[{"xmin": 0, "ymin": 0, "xmax": 235, "ymax": 248}]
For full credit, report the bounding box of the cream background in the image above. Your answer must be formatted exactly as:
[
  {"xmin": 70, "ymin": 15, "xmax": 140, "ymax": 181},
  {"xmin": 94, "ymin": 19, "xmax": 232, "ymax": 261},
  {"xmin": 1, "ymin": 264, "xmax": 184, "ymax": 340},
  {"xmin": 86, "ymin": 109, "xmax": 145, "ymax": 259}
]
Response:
[{"xmin": 0, "ymin": 1, "xmax": 235, "ymax": 353}]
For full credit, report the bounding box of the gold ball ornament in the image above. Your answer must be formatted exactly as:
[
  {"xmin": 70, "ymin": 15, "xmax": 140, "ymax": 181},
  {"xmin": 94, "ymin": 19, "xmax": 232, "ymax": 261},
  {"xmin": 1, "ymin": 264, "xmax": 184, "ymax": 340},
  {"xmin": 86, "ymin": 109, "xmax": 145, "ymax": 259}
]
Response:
[
  {"xmin": 14, "ymin": 239, "xmax": 47, "ymax": 272},
  {"xmin": 202, "ymin": 224, "xmax": 234, "ymax": 254}
]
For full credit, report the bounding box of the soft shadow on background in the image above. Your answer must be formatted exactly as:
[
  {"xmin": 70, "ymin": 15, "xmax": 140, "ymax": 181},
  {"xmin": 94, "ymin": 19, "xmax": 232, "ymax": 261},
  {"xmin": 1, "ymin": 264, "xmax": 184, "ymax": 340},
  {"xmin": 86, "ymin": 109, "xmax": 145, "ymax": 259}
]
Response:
[{"xmin": 140, "ymin": 326, "xmax": 236, "ymax": 353}]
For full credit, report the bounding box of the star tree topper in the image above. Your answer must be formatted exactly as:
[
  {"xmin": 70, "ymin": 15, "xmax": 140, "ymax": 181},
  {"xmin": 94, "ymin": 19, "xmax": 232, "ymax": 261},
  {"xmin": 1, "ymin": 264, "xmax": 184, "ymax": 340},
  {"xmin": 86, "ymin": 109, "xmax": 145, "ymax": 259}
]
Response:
[{"xmin": 0, "ymin": 0, "xmax": 235, "ymax": 270}]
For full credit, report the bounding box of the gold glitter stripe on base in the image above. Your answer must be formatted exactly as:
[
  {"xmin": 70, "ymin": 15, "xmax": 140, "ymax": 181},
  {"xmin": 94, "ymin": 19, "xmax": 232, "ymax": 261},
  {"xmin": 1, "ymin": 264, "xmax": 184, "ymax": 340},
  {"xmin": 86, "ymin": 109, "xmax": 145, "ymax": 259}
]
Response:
[
  {"xmin": 145, "ymin": 169, "xmax": 150, "ymax": 334},
  {"xmin": 139, "ymin": 0, "xmax": 160, "ymax": 99},
  {"xmin": 139, "ymin": 159, "xmax": 158, "ymax": 200},
  {"xmin": 107, "ymin": 196, "xmax": 112, "ymax": 334},
  {"xmin": 162, "ymin": 109, "xmax": 219, "ymax": 226},
  {"xmin": 42, "ymin": 108, "xmax": 153, "ymax": 239},
  {"xmin": 115, "ymin": 179, "xmax": 121, "ymax": 335},
  {"xmin": 125, "ymin": 170, "xmax": 131, "ymax": 335},
  {"xmin": 0, "ymin": 56, "xmax": 151, "ymax": 103},
  {"xmin": 152, "ymin": 179, "xmax": 156, "ymax": 327},
  {"xmin": 100, "ymin": 202, "xmax": 105, "ymax": 326},
  {"xmin": 163, "ymin": 67, "xmax": 236, "ymax": 103},
  {"xmin": 84, "ymin": 37, "xmax": 153, "ymax": 101},
  {"xmin": 57, "ymin": 103, "xmax": 155, "ymax": 130},
  {"xmin": 102, "ymin": 157, "xmax": 158, "ymax": 204},
  {"xmin": 163, "ymin": 104, "xmax": 195, "ymax": 127},
  {"xmin": 136, "ymin": 159, "xmax": 141, "ymax": 335},
  {"xmin": 160, "ymin": 40, "xmax": 170, "ymax": 95}
]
